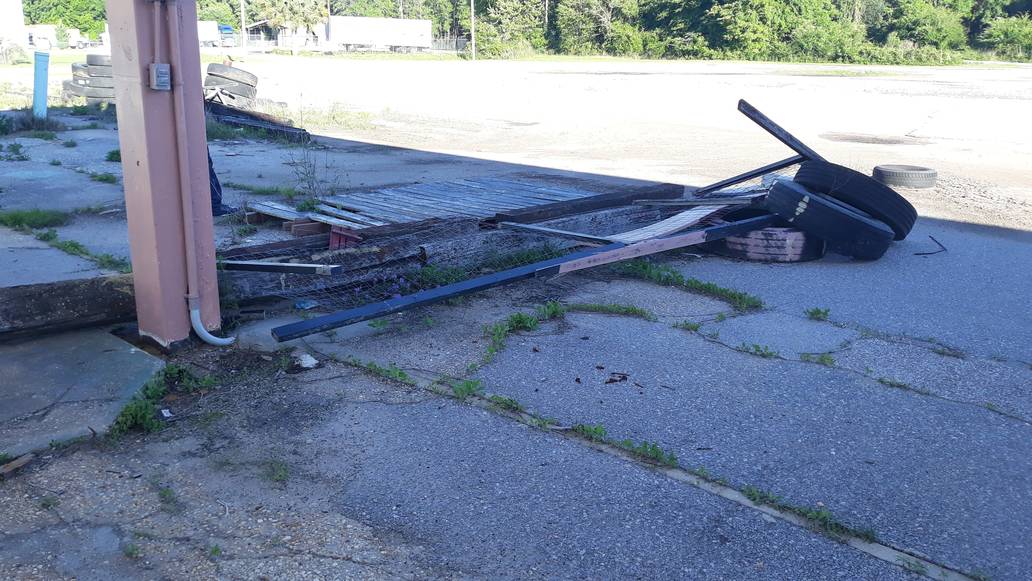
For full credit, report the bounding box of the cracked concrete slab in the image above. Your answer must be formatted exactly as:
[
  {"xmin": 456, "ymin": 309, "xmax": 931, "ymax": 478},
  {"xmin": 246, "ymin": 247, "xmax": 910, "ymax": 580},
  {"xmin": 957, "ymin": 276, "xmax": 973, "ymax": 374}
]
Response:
[
  {"xmin": 0, "ymin": 227, "xmax": 109, "ymax": 286},
  {"xmin": 671, "ymin": 217, "xmax": 1032, "ymax": 362},
  {"xmin": 700, "ymin": 310, "xmax": 861, "ymax": 358},
  {"xmin": 0, "ymin": 329, "xmax": 164, "ymax": 457},
  {"xmin": 837, "ymin": 337, "xmax": 1032, "ymax": 421},
  {"xmin": 561, "ymin": 278, "xmax": 730, "ymax": 322},
  {"xmin": 475, "ymin": 312, "xmax": 1032, "ymax": 580}
]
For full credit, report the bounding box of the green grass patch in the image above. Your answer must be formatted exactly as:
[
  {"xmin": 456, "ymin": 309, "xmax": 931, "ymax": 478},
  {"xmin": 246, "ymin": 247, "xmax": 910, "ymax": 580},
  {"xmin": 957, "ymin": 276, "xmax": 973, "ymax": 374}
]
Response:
[
  {"xmin": 90, "ymin": 172, "xmax": 117, "ymax": 184},
  {"xmin": 535, "ymin": 300, "xmax": 566, "ymax": 320},
  {"xmin": 452, "ymin": 379, "xmax": 484, "ymax": 400},
  {"xmin": 235, "ymin": 225, "xmax": 258, "ymax": 237},
  {"xmin": 742, "ymin": 485, "xmax": 878, "ymax": 542},
  {"xmin": 0, "ymin": 209, "xmax": 69, "ymax": 229},
  {"xmin": 110, "ymin": 365, "xmax": 216, "ymax": 436},
  {"xmin": 62, "ymin": 139, "xmax": 77, "ymax": 147},
  {"xmin": 567, "ymin": 302, "xmax": 657, "ymax": 322},
  {"xmin": 294, "ymin": 197, "xmax": 318, "ymax": 212},
  {"xmin": 614, "ymin": 260, "xmax": 763, "ymax": 311},
  {"xmin": 506, "ymin": 312, "xmax": 539, "ymax": 332},
  {"xmin": 105, "ymin": 149, "xmax": 121, "ymax": 162},
  {"xmin": 26, "ymin": 130, "xmax": 57, "ymax": 140},
  {"xmin": 224, "ymin": 181, "xmax": 298, "ymax": 197}
]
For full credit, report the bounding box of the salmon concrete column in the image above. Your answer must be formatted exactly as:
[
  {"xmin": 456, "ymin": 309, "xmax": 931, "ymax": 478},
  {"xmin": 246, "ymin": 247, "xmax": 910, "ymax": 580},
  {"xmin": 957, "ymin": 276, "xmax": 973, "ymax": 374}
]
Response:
[{"xmin": 107, "ymin": 0, "xmax": 221, "ymax": 346}]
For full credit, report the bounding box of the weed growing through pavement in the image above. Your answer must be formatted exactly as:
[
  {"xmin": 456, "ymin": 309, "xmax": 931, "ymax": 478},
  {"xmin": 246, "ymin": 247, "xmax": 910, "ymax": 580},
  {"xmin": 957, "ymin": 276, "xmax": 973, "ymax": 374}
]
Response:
[
  {"xmin": 105, "ymin": 149, "xmax": 121, "ymax": 162},
  {"xmin": 739, "ymin": 343, "xmax": 779, "ymax": 359},
  {"xmin": 224, "ymin": 182, "xmax": 298, "ymax": 197},
  {"xmin": 452, "ymin": 379, "xmax": 484, "ymax": 400},
  {"xmin": 567, "ymin": 303, "xmax": 657, "ymax": 322},
  {"xmin": 90, "ymin": 172, "xmax": 117, "ymax": 184},
  {"xmin": 616, "ymin": 439, "xmax": 678, "ymax": 466},
  {"xmin": 715, "ymin": 312, "xmax": 727, "ymax": 322},
  {"xmin": 367, "ymin": 318, "xmax": 389, "ymax": 329},
  {"xmin": 209, "ymin": 545, "xmax": 223, "ymax": 559},
  {"xmin": 39, "ymin": 495, "xmax": 60, "ymax": 509},
  {"xmin": 264, "ymin": 460, "xmax": 290, "ymax": 483},
  {"xmin": 0, "ymin": 209, "xmax": 68, "ymax": 229},
  {"xmin": 613, "ymin": 260, "xmax": 763, "ymax": 311},
  {"xmin": 572, "ymin": 423, "xmax": 608, "ymax": 442},
  {"xmin": 805, "ymin": 307, "xmax": 830, "ymax": 321},
  {"xmin": 158, "ymin": 487, "xmax": 176, "ymax": 507},
  {"xmin": 932, "ymin": 346, "xmax": 965, "ymax": 359},
  {"xmin": 362, "ymin": 361, "xmax": 414, "ymax": 385},
  {"xmin": 62, "ymin": 139, "xmax": 77, "ymax": 147},
  {"xmin": 742, "ymin": 486, "xmax": 878, "ymax": 542},
  {"xmin": 487, "ymin": 395, "xmax": 524, "ymax": 413},
  {"xmin": 123, "ymin": 544, "xmax": 142, "ymax": 559},
  {"xmin": 535, "ymin": 300, "xmax": 566, "ymax": 320},
  {"xmin": 800, "ymin": 353, "xmax": 835, "ymax": 366},
  {"xmin": 673, "ymin": 321, "xmax": 701, "ymax": 332},
  {"xmin": 110, "ymin": 365, "xmax": 217, "ymax": 435}
]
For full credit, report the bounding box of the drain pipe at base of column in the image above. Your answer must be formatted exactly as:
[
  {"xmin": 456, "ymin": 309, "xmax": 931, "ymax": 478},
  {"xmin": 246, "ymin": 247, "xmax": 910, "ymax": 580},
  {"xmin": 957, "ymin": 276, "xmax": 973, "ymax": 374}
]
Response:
[{"xmin": 166, "ymin": 0, "xmax": 234, "ymax": 346}]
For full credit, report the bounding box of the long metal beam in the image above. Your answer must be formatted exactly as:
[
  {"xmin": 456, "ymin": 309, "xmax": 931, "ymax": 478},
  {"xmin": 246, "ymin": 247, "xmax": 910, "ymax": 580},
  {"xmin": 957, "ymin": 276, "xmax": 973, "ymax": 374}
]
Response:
[
  {"xmin": 737, "ymin": 100, "xmax": 826, "ymax": 162},
  {"xmin": 271, "ymin": 215, "xmax": 777, "ymax": 342},
  {"xmin": 691, "ymin": 155, "xmax": 804, "ymax": 197}
]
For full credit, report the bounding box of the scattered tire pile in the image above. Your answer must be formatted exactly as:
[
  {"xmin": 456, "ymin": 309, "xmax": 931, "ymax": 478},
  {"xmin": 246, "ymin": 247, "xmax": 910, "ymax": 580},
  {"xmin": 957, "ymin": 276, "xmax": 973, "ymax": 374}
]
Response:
[
  {"xmin": 63, "ymin": 54, "xmax": 114, "ymax": 106},
  {"xmin": 203, "ymin": 63, "xmax": 258, "ymax": 111},
  {"xmin": 711, "ymin": 160, "xmax": 920, "ymax": 262}
]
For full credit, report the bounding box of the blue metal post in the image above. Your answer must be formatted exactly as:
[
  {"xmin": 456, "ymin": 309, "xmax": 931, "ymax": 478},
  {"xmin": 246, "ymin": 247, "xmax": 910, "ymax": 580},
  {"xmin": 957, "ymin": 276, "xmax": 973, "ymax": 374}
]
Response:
[{"xmin": 32, "ymin": 51, "xmax": 50, "ymax": 120}]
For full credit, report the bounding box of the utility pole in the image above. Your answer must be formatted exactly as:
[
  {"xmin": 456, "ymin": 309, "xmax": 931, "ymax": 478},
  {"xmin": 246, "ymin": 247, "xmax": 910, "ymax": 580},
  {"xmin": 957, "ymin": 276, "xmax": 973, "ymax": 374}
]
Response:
[
  {"xmin": 470, "ymin": 0, "xmax": 476, "ymax": 60},
  {"xmin": 399, "ymin": 0, "xmax": 404, "ymax": 19},
  {"xmin": 239, "ymin": 0, "xmax": 246, "ymax": 49}
]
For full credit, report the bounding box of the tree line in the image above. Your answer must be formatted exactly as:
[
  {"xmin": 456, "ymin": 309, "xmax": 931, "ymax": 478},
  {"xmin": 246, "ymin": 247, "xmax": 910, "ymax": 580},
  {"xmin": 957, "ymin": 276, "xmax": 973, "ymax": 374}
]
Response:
[{"xmin": 22, "ymin": 0, "xmax": 1032, "ymax": 62}]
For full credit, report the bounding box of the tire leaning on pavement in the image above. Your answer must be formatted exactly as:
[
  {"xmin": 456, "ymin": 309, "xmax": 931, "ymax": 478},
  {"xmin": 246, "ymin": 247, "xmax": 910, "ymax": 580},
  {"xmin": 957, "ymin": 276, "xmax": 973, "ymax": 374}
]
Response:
[
  {"xmin": 206, "ymin": 63, "xmax": 258, "ymax": 87},
  {"xmin": 793, "ymin": 160, "xmax": 917, "ymax": 240},
  {"xmin": 86, "ymin": 54, "xmax": 112, "ymax": 66},
  {"xmin": 764, "ymin": 180, "xmax": 894, "ymax": 261},
  {"xmin": 203, "ymin": 76, "xmax": 258, "ymax": 99},
  {"xmin": 873, "ymin": 164, "xmax": 937, "ymax": 189}
]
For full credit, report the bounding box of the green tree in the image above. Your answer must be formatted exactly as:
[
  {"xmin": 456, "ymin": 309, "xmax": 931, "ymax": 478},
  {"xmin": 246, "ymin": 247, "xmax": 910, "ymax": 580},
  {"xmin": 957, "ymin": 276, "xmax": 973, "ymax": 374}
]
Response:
[
  {"xmin": 889, "ymin": 0, "xmax": 968, "ymax": 49},
  {"xmin": 199, "ymin": 0, "xmax": 238, "ymax": 27},
  {"xmin": 556, "ymin": 0, "xmax": 639, "ymax": 54},
  {"xmin": 251, "ymin": 0, "xmax": 328, "ymax": 49},
  {"xmin": 980, "ymin": 13, "xmax": 1032, "ymax": 58},
  {"xmin": 23, "ymin": 0, "xmax": 106, "ymax": 38}
]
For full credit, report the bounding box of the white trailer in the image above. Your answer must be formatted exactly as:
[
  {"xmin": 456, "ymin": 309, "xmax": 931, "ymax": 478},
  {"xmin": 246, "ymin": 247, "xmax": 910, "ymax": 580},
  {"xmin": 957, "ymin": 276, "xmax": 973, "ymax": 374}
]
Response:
[
  {"xmin": 326, "ymin": 16, "xmax": 431, "ymax": 51},
  {"xmin": 198, "ymin": 20, "xmax": 220, "ymax": 47}
]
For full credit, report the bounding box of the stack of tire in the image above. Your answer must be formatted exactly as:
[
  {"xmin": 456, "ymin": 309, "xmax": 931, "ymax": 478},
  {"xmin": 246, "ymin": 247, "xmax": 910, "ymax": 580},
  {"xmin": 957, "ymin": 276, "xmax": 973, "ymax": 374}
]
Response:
[
  {"xmin": 203, "ymin": 63, "xmax": 258, "ymax": 111},
  {"xmin": 64, "ymin": 54, "xmax": 115, "ymax": 106},
  {"xmin": 761, "ymin": 160, "xmax": 918, "ymax": 261}
]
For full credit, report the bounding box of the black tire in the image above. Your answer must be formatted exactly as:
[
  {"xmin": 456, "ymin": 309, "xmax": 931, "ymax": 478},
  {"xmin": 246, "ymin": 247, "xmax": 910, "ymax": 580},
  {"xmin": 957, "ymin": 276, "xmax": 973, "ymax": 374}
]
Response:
[
  {"xmin": 208, "ymin": 91, "xmax": 255, "ymax": 110},
  {"xmin": 793, "ymin": 160, "xmax": 917, "ymax": 240},
  {"xmin": 714, "ymin": 227, "xmax": 826, "ymax": 263},
  {"xmin": 87, "ymin": 64, "xmax": 113, "ymax": 78},
  {"xmin": 206, "ymin": 63, "xmax": 258, "ymax": 87},
  {"xmin": 86, "ymin": 54, "xmax": 111, "ymax": 66},
  {"xmin": 765, "ymin": 180, "xmax": 894, "ymax": 261},
  {"xmin": 72, "ymin": 62, "xmax": 89, "ymax": 75},
  {"xmin": 873, "ymin": 165, "xmax": 937, "ymax": 189},
  {"xmin": 203, "ymin": 76, "xmax": 258, "ymax": 98}
]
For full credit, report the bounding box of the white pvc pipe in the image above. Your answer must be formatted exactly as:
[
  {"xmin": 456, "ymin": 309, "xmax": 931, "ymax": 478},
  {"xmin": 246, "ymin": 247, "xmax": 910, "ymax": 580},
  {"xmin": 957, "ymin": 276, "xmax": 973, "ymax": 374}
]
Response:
[{"xmin": 167, "ymin": 0, "xmax": 234, "ymax": 346}]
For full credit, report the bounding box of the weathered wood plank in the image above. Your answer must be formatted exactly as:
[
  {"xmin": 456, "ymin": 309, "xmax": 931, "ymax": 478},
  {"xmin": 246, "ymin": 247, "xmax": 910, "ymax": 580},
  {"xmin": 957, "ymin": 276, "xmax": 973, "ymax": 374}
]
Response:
[
  {"xmin": 492, "ymin": 183, "xmax": 683, "ymax": 223},
  {"xmin": 0, "ymin": 275, "xmax": 136, "ymax": 341}
]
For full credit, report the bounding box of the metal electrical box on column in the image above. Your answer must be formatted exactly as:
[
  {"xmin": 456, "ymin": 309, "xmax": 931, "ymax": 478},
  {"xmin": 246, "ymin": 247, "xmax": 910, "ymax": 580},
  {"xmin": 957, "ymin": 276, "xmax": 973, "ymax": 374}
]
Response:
[{"xmin": 106, "ymin": 0, "xmax": 223, "ymax": 347}]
